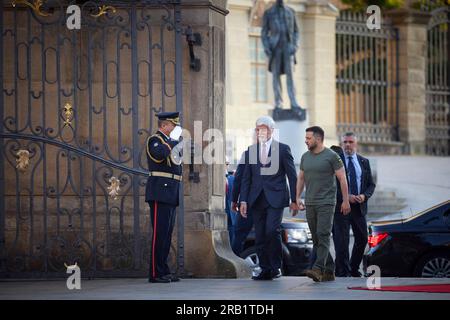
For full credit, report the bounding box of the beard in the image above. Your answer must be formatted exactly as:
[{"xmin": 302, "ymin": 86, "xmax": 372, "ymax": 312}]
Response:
[{"xmin": 307, "ymin": 142, "xmax": 317, "ymax": 150}]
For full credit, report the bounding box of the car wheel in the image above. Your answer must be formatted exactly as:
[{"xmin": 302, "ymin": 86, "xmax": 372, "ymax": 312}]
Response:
[
  {"xmin": 240, "ymin": 247, "xmax": 262, "ymax": 277},
  {"xmin": 414, "ymin": 252, "xmax": 450, "ymax": 278}
]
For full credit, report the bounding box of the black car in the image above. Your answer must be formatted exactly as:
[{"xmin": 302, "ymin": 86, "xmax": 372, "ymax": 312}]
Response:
[
  {"xmin": 365, "ymin": 200, "xmax": 450, "ymax": 278},
  {"xmin": 240, "ymin": 218, "xmax": 313, "ymax": 276}
]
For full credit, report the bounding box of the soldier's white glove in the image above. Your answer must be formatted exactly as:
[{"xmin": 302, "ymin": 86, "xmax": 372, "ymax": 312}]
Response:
[{"xmin": 170, "ymin": 125, "xmax": 183, "ymax": 141}]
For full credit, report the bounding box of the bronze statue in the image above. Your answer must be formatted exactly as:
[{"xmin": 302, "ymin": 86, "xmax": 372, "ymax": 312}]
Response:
[{"xmin": 261, "ymin": 0, "xmax": 304, "ymax": 117}]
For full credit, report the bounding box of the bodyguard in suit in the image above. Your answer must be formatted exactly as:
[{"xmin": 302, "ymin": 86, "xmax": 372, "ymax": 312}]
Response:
[
  {"xmin": 261, "ymin": 0, "xmax": 302, "ymax": 111},
  {"xmin": 230, "ymin": 150, "xmax": 254, "ymax": 256},
  {"xmin": 145, "ymin": 112, "xmax": 183, "ymax": 283},
  {"xmin": 333, "ymin": 132, "xmax": 376, "ymax": 277},
  {"xmin": 225, "ymin": 160, "xmax": 238, "ymax": 245},
  {"xmin": 240, "ymin": 116, "xmax": 299, "ymax": 280}
]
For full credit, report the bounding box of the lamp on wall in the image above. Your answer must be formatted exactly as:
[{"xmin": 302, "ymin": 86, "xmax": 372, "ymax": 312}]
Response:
[{"xmin": 185, "ymin": 26, "xmax": 202, "ymax": 72}]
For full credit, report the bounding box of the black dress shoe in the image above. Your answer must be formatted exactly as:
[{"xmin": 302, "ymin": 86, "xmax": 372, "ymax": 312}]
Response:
[
  {"xmin": 351, "ymin": 271, "xmax": 362, "ymax": 278},
  {"xmin": 271, "ymin": 269, "xmax": 282, "ymax": 279},
  {"xmin": 148, "ymin": 276, "xmax": 171, "ymax": 283},
  {"xmin": 252, "ymin": 270, "xmax": 272, "ymax": 280}
]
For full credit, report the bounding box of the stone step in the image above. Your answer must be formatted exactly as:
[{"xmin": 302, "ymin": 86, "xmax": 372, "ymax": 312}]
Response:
[
  {"xmin": 369, "ymin": 199, "xmax": 407, "ymax": 208},
  {"xmin": 367, "ymin": 186, "xmax": 407, "ymax": 216}
]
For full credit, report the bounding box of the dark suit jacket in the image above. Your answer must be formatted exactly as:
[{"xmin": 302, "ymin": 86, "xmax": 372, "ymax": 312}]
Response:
[
  {"xmin": 337, "ymin": 153, "xmax": 376, "ymax": 216},
  {"xmin": 240, "ymin": 140, "xmax": 297, "ymax": 209},
  {"xmin": 231, "ymin": 150, "xmax": 248, "ymax": 203}
]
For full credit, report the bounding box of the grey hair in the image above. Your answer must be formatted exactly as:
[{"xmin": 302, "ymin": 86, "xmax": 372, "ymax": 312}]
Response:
[
  {"xmin": 255, "ymin": 115, "xmax": 275, "ymax": 129},
  {"xmin": 342, "ymin": 132, "xmax": 358, "ymax": 141}
]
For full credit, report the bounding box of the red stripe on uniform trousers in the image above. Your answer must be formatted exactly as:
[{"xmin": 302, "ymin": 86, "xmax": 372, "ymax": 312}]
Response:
[{"xmin": 152, "ymin": 201, "xmax": 158, "ymax": 278}]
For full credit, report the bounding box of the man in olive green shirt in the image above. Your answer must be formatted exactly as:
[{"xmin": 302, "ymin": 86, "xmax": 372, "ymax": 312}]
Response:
[{"xmin": 295, "ymin": 126, "xmax": 351, "ymax": 282}]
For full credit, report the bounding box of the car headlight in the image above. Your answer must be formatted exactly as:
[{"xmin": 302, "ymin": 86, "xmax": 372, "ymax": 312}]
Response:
[{"xmin": 284, "ymin": 228, "xmax": 309, "ymax": 244}]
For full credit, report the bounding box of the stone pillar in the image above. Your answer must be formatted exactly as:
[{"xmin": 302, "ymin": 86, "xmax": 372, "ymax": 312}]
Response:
[
  {"xmin": 388, "ymin": 9, "xmax": 431, "ymax": 155},
  {"xmin": 300, "ymin": 0, "xmax": 339, "ymax": 145},
  {"xmin": 181, "ymin": 0, "xmax": 250, "ymax": 278}
]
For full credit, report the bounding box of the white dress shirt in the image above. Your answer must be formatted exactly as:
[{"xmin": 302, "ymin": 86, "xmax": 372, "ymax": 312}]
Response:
[
  {"xmin": 260, "ymin": 137, "xmax": 273, "ymax": 162},
  {"xmin": 345, "ymin": 152, "xmax": 362, "ymax": 194}
]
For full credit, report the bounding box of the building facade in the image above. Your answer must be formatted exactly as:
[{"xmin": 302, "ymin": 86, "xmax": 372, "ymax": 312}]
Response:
[{"xmin": 225, "ymin": 0, "xmax": 450, "ymax": 161}]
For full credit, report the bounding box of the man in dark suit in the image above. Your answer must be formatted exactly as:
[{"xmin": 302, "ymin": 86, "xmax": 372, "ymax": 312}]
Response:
[
  {"xmin": 333, "ymin": 132, "xmax": 376, "ymax": 277},
  {"xmin": 230, "ymin": 150, "xmax": 254, "ymax": 256},
  {"xmin": 225, "ymin": 159, "xmax": 238, "ymax": 245},
  {"xmin": 145, "ymin": 111, "xmax": 183, "ymax": 283},
  {"xmin": 240, "ymin": 116, "xmax": 298, "ymax": 280}
]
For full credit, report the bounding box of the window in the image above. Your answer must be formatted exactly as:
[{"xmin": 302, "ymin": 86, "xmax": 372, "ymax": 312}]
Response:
[
  {"xmin": 443, "ymin": 209, "xmax": 450, "ymax": 227},
  {"xmin": 249, "ymin": 35, "xmax": 268, "ymax": 103}
]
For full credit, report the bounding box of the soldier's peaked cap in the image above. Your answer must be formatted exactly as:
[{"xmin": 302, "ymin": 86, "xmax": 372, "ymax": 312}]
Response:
[{"xmin": 156, "ymin": 111, "xmax": 180, "ymax": 125}]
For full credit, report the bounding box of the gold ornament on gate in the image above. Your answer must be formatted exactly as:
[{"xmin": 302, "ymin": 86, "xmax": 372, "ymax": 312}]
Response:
[
  {"xmin": 107, "ymin": 177, "xmax": 120, "ymax": 200},
  {"xmin": 63, "ymin": 102, "xmax": 73, "ymax": 127},
  {"xmin": 91, "ymin": 5, "xmax": 116, "ymax": 18},
  {"xmin": 12, "ymin": 0, "xmax": 50, "ymax": 17},
  {"xmin": 16, "ymin": 149, "xmax": 30, "ymax": 173}
]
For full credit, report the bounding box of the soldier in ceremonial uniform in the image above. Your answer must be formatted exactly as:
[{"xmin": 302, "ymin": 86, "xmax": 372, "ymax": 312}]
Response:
[{"xmin": 146, "ymin": 111, "xmax": 183, "ymax": 283}]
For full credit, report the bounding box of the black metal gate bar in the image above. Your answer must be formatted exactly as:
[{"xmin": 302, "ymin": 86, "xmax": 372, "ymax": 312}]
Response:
[
  {"xmin": 130, "ymin": 2, "xmax": 141, "ymax": 273},
  {"xmin": 336, "ymin": 10, "xmax": 400, "ymax": 144},
  {"xmin": 0, "ymin": 0, "xmax": 185, "ymax": 278},
  {"xmin": 426, "ymin": 5, "xmax": 450, "ymax": 156},
  {"xmin": 174, "ymin": 3, "xmax": 184, "ymax": 276},
  {"xmin": 0, "ymin": 0, "xmax": 6, "ymax": 276}
]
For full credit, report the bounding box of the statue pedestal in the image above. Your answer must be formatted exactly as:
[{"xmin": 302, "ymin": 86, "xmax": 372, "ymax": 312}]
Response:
[{"xmin": 272, "ymin": 108, "xmax": 309, "ymax": 165}]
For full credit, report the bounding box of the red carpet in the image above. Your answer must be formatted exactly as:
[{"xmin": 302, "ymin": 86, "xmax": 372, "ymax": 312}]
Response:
[{"xmin": 348, "ymin": 283, "xmax": 450, "ymax": 293}]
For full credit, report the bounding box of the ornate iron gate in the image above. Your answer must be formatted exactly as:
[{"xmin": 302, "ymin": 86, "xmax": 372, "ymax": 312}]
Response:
[
  {"xmin": 0, "ymin": 0, "xmax": 184, "ymax": 278},
  {"xmin": 426, "ymin": 6, "xmax": 450, "ymax": 156},
  {"xmin": 336, "ymin": 11, "xmax": 399, "ymax": 144}
]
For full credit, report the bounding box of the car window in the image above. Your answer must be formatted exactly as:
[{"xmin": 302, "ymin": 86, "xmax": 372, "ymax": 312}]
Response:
[
  {"xmin": 443, "ymin": 209, "xmax": 450, "ymax": 227},
  {"xmin": 422, "ymin": 213, "xmax": 440, "ymax": 226},
  {"xmin": 422, "ymin": 209, "xmax": 449, "ymax": 227}
]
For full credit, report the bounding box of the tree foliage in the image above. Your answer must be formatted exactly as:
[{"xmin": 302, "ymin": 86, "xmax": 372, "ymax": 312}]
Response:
[
  {"xmin": 341, "ymin": 0, "xmax": 404, "ymax": 11},
  {"xmin": 342, "ymin": 0, "xmax": 450, "ymax": 11}
]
